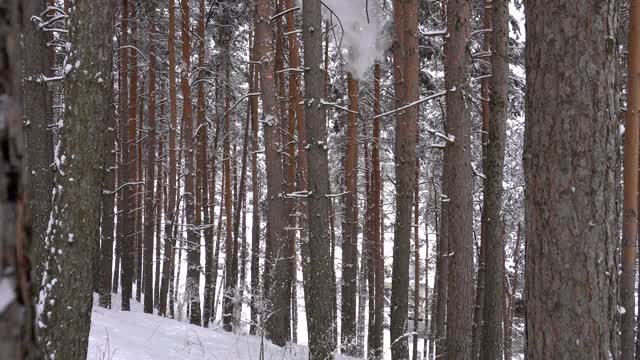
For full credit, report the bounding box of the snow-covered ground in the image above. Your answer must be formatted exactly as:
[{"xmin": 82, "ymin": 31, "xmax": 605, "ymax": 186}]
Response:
[{"xmin": 88, "ymin": 294, "xmax": 355, "ymax": 360}]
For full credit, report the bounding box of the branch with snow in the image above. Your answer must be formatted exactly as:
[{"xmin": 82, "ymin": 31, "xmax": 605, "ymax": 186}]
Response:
[{"xmin": 373, "ymin": 91, "xmax": 447, "ymax": 119}]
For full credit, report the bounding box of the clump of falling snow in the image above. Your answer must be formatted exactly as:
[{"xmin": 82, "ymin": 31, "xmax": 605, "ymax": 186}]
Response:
[{"xmin": 300, "ymin": 0, "xmax": 388, "ymax": 79}]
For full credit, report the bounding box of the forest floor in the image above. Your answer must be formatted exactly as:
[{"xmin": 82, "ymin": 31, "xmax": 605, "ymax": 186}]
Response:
[{"xmin": 87, "ymin": 293, "xmax": 354, "ymax": 360}]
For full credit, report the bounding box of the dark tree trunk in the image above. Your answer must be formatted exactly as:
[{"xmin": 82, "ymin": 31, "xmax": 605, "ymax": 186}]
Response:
[
  {"xmin": 36, "ymin": 0, "xmax": 114, "ymax": 357},
  {"xmin": 478, "ymin": 0, "xmax": 508, "ymax": 358},
  {"xmin": 389, "ymin": 0, "xmax": 420, "ymax": 358},
  {"xmin": 443, "ymin": 0, "xmax": 474, "ymax": 358},
  {"xmin": 524, "ymin": 0, "xmax": 619, "ymax": 358},
  {"xmin": 341, "ymin": 74, "xmax": 359, "ymax": 356},
  {"xmin": 142, "ymin": 1, "xmax": 157, "ymax": 315},
  {"xmin": 249, "ymin": 32, "xmax": 261, "ymax": 335},
  {"xmin": 301, "ymin": 0, "xmax": 338, "ymax": 357},
  {"xmin": 23, "ymin": 0, "xmax": 54, "ymax": 301},
  {"xmin": 159, "ymin": 0, "xmax": 178, "ymax": 317},
  {"xmin": 256, "ymin": 0, "xmax": 290, "ymax": 346}
]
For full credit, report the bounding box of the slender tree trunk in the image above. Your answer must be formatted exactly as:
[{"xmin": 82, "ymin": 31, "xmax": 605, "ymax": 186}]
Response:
[
  {"xmin": 372, "ymin": 63, "xmax": 384, "ymax": 359},
  {"xmin": 442, "ymin": 0, "xmax": 474, "ymax": 358},
  {"xmin": 479, "ymin": 0, "xmax": 508, "ymax": 358},
  {"xmin": 301, "ymin": 0, "xmax": 338, "ymax": 357},
  {"xmin": 630, "ymin": 1, "xmax": 640, "ymax": 360},
  {"xmin": 524, "ymin": 0, "xmax": 618, "ymax": 357},
  {"xmin": 120, "ymin": 0, "xmax": 134, "ymax": 312},
  {"xmin": 341, "ymin": 74, "xmax": 359, "ymax": 356},
  {"xmin": 256, "ymin": 0, "xmax": 290, "ymax": 345},
  {"xmin": 249, "ymin": 37, "xmax": 261, "ymax": 333},
  {"xmin": 24, "ymin": 0, "xmax": 55, "ymax": 302},
  {"xmin": 180, "ymin": 0, "xmax": 201, "ymax": 325},
  {"xmin": 159, "ymin": 0, "xmax": 179, "ymax": 317},
  {"xmin": 471, "ymin": 3, "xmax": 491, "ymax": 358},
  {"xmin": 389, "ymin": 0, "xmax": 420, "ymax": 358},
  {"xmin": 36, "ymin": 0, "xmax": 114, "ymax": 356},
  {"xmin": 142, "ymin": 1, "xmax": 158, "ymax": 315}
]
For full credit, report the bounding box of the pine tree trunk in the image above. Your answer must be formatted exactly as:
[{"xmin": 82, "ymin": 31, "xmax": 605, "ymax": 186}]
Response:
[
  {"xmin": 24, "ymin": 0, "xmax": 55, "ymax": 301},
  {"xmin": 471, "ymin": 3, "xmax": 492, "ymax": 358},
  {"xmin": 256, "ymin": 0, "xmax": 290, "ymax": 346},
  {"xmin": 36, "ymin": 0, "xmax": 114, "ymax": 356},
  {"xmin": 341, "ymin": 74, "xmax": 359, "ymax": 355},
  {"xmin": 629, "ymin": 1, "xmax": 640, "ymax": 360},
  {"xmin": 249, "ymin": 37, "xmax": 261, "ymax": 333},
  {"xmin": 478, "ymin": 0, "xmax": 508, "ymax": 358},
  {"xmin": 301, "ymin": 0, "xmax": 338, "ymax": 357},
  {"xmin": 159, "ymin": 0, "xmax": 179, "ymax": 317},
  {"xmin": 142, "ymin": 2, "xmax": 157, "ymax": 315},
  {"xmin": 371, "ymin": 63, "xmax": 384, "ymax": 359},
  {"xmin": 441, "ymin": 0, "xmax": 474, "ymax": 358},
  {"xmin": 180, "ymin": 0, "xmax": 201, "ymax": 325},
  {"xmin": 389, "ymin": 0, "xmax": 420, "ymax": 358},
  {"xmin": 524, "ymin": 0, "xmax": 618, "ymax": 357}
]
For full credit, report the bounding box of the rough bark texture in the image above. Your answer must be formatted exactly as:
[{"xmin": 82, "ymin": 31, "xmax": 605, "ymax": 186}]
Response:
[
  {"xmin": 0, "ymin": 2, "xmax": 36, "ymax": 358},
  {"xmin": 23, "ymin": 0, "xmax": 54, "ymax": 300},
  {"xmin": 389, "ymin": 0, "xmax": 420, "ymax": 358},
  {"xmin": 524, "ymin": 0, "xmax": 619, "ymax": 358},
  {"xmin": 302, "ymin": 0, "xmax": 337, "ymax": 357},
  {"xmin": 142, "ymin": 1, "xmax": 157, "ymax": 315},
  {"xmin": 370, "ymin": 63, "xmax": 384, "ymax": 359},
  {"xmin": 249, "ymin": 37, "xmax": 261, "ymax": 334},
  {"xmin": 159, "ymin": 0, "xmax": 178, "ymax": 317},
  {"xmin": 630, "ymin": 1, "xmax": 640, "ymax": 359},
  {"xmin": 36, "ymin": 0, "xmax": 114, "ymax": 357},
  {"xmin": 120, "ymin": 0, "xmax": 134, "ymax": 312},
  {"xmin": 181, "ymin": 0, "xmax": 201, "ymax": 326},
  {"xmin": 256, "ymin": 0, "xmax": 290, "ymax": 346},
  {"xmin": 479, "ymin": 0, "xmax": 508, "ymax": 358},
  {"xmin": 443, "ymin": 0, "xmax": 474, "ymax": 358},
  {"xmin": 341, "ymin": 74, "xmax": 359, "ymax": 355},
  {"xmin": 470, "ymin": 4, "xmax": 491, "ymax": 358}
]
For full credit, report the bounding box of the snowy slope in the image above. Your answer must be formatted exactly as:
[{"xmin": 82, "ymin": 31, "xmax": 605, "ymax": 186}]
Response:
[{"xmin": 88, "ymin": 294, "xmax": 355, "ymax": 360}]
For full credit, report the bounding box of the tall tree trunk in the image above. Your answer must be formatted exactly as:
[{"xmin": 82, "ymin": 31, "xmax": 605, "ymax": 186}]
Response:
[
  {"xmin": 36, "ymin": 0, "xmax": 114, "ymax": 356},
  {"xmin": 24, "ymin": 0, "xmax": 55, "ymax": 302},
  {"xmin": 389, "ymin": 0, "xmax": 420, "ymax": 358},
  {"xmin": 128, "ymin": 2, "xmax": 140, "ymax": 305},
  {"xmin": 142, "ymin": 1, "xmax": 158, "ymax": 315},
  {"xmin": 222, "ymin": 61, "xmax": 235, "ymax": 332},
  {"xmin": 285, "ymin": 0, "xmax": 305, "ymax": 344},
  {"xmin": 478, "ymin": 0, "xmax": 508, "ymax": 358},
  {"xmin": 630, "ymin": 1, "xmax": 640, "ymax": 359},
  {"xmin": 341, "ymin": 74, "xmax": 359, "ymax": 356},
  {"xmin": 524, "ymin": 0, "xmax": 618, "ymax": 357},
  {"xmin": 301, "ymin": 0, "xmax": 338, "ymax": 357},
  {"xmin": 442, "ymin": 0, "xmax": 474, "ymax": 358},
  {"xmin": 180, "ymin": 0, "xmax": 201, "ymax": 326},
  {"xmin": 249, "ymin": 38, "xmax": 261, "ymax": 334},
  {"xmin": 159, "ymin": 0, "xmax": 179, "ymax": 317},
  {"xmin": 120, "ymin": 0, "xmax": 134, "ymax": 312},
  {"xmin": 0, "ymin": 3, "xmax": 37, "ymax": 358},
  {"xmin": 471, "ymin": 3, "xmax": 492, "ymax": 358},
  {"xmin": 256, "ymin": 0, "xmax": 290, "ymax": 346},
  {"xmin": 371, "ymin": 63, "xmax": 384, "ymax": 359}
]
